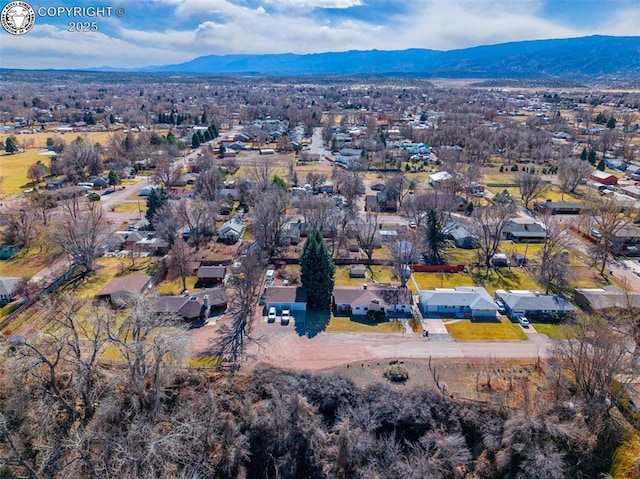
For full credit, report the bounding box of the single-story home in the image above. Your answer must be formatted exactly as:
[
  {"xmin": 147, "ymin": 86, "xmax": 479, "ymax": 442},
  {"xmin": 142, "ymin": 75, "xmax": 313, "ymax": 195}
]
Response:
[
  {"xmin": 350, "ymin": 264, "xmax": 367, "ymax": 278},
  {"xmin": 196, "ymin": 265, "xmax": 227, "ymax": 286},
  {"xmin": 444, "ymin": 221, "xmax": 477, "ymax": 249},
  {"xmin": 218, "ymin": 218, "xmax": 245, "ymax": 243},
  {"xmin": 136, "ymin": 235, "xmax": 170, "ymax": 255},
  {"xmin": 620, "ymin": 185, "xmax": 640, "ymax": 200},
  {"xmin": 429, "ymin": 171, "xmax": 452, "ymax": 187},
  {"xmin": 534, "ymin": 201, "xmax": 585, "ymax": 215},
  {"xmin": 370, "ymin": 180, "xmax": 386, "ymax": 191},
  {"xmin": 494, "ymin": 289, "xmax": 577, "ymax": 319},
  {"xmin": 333, "ymin": 286, "xmax": 413, "ymax": 317},
  {"xmin": 149, "ymin": 288, "xmax": 227, "ymax": 323},
  {"xmin": 574, "ymin": 286, "xmax": 640, "ymax": 312},
  {"xmin": 0, "ymin": 277, "xmax": 22, "ymax": 305},
  {"xmin": 96, "ymin": 272, "xmax": 153, "ymax": 305},
  {"xmin": 501, "ymin": 217, "xmax": 547, "ymax": 243},
  {"xmin": 418, "ymin": 286, "xmax": 499, "ymax": 319},
  {"xmin": 589, "ymin": 170, "xmax": 618, "ymax": 185},
  {"xmin": 265, "ymin": 287, "xmax": 308, "ymax": 314}
]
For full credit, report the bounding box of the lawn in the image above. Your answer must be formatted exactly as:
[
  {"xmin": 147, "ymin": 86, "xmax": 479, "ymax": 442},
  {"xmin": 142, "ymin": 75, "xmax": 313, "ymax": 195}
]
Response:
[
  {"xmin": 469, "ymin": 266, "xmax": 543, "ymax": 296},
  {"xmin": 111, "ymin": 201, "xmax": 147, "ymax": 214},
  {"xmin": 334, "ymin": 266, "xmax": 369, "ymax": 286},
  {"xmin": 326, "ymin": 315, "xmax": 406, "ymax": 333},
  {"xmin": 0, "ymin": 150, "xmax": 48, "ymax": 194},
  {"xmin": 412, "ymin": 272, "xmax": 475, "ymax": 290},
  {"xmin": 531, "ymin": 322, "xmax": 566, "ymax": 339},
  {"xmin": 157, "ymin": 276, "xmax": 198, "ymax": 295},
  {"xmin": 70, "ymin": 256, "xmax": 156, "ymax": 298},
  {"xmin": 0, "ymin": 244, "xmax": 54, "ymax": 277},
  {"xmin": 447, "ymin": 247, "xmax": 479, "ymax": 265},
  {"xmin": 445, "ymin": 316, "xmax": 528, "ymax": 341}
]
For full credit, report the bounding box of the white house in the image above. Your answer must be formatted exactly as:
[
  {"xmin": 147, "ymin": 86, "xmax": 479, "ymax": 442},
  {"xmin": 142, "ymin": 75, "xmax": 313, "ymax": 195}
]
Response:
[{"xmin": 218, "ymin": 218, "xmax": 245, "ymax": 243}]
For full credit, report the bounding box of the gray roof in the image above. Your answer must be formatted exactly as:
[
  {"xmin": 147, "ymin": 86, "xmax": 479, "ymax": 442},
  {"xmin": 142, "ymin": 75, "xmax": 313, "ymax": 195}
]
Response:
[
  {"xmin": 574, "ymin": 286, "xmax": 640, "ymax": 310},
  {"xmin": 495, "ymin": 290, "xmax": 577, "ymax": 313},
  {"xmin": 266, "ymin": 287, "xmax": 308, "ymax": 304},
  {"xmin": 0, "ymin": 277, "xmax": 22, "ymax": 297},
  {"xmin": 418, "ymin": 287, "xmax": 498, "ymax": 311},
  {"xmin": 333, "ymin": 287, "xmax": 412, "ymax": 307}
]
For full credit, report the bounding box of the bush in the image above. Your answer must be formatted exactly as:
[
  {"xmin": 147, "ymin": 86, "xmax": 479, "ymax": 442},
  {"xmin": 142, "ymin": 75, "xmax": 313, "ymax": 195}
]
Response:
[
  {"xmin": 366, "ymin": 310, "xmax": 386, "ymax": 322},
  {"xmin": 510, "ymin": 164, "xmax": 518, "ymax": 171},
  {"xmin": 384, "ymin": 364, "xmax": 409, "ymax": 383}
]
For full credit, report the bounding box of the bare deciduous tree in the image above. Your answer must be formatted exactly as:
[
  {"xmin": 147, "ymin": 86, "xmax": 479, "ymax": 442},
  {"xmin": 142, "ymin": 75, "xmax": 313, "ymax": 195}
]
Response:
[
  {"xmin": 588, "ymin": 196, "xmax": 632, "ymax": 275},
  {"xmin": 194, "ymin": 166, "xmax": 224, "ymax": 202},
  {"xmin": 515, "ymin": 172, "xmax": 550, "ymax": 210},
  {"xmin": 298, "ymin": 195, "xmax": 338, "ymax": 235},
  {"xmin": 53, "ymin": 197, "xmax": 109, "ymax": 273},
  {"xmin": 537, "ymin": 216, "xmax": 569, "ymax": 293},
  {"xmin": 153, "ymin": 156, "xmax": 182, "ymax": 190},
  {"xmin": 470, "ymin": 201, "xmax": 516, "ymax": 268},
  {"xmin": 557, "ymin": 157, "xmax": 590, "ymax": 197},
  {"xmin": 167, "ymin": 239, "xmax": 192, "ymax": 292},
  {"xmin": 251, "ymin": 186, "xmax": 289, "ymax": 257},
  {"xmin": 174, "ymin": 198, "xmax": 217, "ymax": 251},
  {"xmin": 355, "ymin": 210, "xmax": 379, "ymax": 260},
  {"xmin": 1, "ymin": 202, "xmax": 37, "ymax": 249}
]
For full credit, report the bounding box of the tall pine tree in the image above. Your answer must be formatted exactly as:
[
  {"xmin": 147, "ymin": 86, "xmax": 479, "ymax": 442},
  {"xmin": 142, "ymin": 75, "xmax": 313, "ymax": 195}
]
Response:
[{"xmin": 300, "ymin": 231, "xmax": 335, "ymax": 311}]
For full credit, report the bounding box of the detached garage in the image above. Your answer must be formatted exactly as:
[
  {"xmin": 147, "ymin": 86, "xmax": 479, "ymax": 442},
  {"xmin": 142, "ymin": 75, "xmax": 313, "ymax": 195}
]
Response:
[{"xmin": 265, "ymin": 287, "xmax": 308, "ymax": 314}]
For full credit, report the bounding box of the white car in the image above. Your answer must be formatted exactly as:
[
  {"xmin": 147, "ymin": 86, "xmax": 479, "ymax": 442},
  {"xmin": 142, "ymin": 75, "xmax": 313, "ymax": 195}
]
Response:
[
  {"xmin": 408, "ymin": 220, "xmax": 417, "ymax": 229},
  {"xmin": 518, "ymin": 316, "xmax": 530, "ymax": 328},
  {"xmin": 267, "ymin": 307, "xmax": 277, "ymax": 322},
  {"xmin": 281, "ymin": 308, "xmax": 291, "ymax": 325}
]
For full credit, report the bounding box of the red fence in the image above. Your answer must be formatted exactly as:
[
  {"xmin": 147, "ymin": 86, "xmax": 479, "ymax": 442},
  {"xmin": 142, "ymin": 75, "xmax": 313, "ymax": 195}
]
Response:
[{"xmin": 411, "ymin": 264, "xmax": 465, "ymax": 273}]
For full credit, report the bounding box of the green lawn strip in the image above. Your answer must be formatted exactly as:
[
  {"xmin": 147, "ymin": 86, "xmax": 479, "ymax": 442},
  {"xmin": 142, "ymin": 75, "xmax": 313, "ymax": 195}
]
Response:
[
  {"xmin": 530, "ymin": 322, "xmax": 565, "ymax": 339},
  {"xmin": 445, "ymin": 316, "xmax": 528, "ymax": 341},
  {"xmin": 0, "ymin": 150, "xmax": 51, "ymax": 194}
]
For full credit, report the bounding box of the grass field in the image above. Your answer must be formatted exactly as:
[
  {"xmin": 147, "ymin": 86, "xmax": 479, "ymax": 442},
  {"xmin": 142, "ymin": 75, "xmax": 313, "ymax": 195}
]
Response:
[
  {"xmin": 111, "ymin": 201, "xmax": 147, "ymax": 214},
  {"xmin": 71, "ymin": 256, "xmax": 156, "ymax": 298},
  {"xmin": 0, "ymin": 150, "xmax": 48, "ymax": 194},
  {"xmin": 412, "ymin": 272, "xmax": 475, "ymax": 290},
  {"xmin": 445, "ymin": 316, "xmax": 528, "ymax": 341}
]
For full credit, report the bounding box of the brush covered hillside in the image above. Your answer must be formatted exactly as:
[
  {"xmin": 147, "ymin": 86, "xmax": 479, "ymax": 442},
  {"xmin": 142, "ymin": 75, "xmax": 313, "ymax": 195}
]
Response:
[{"xmin": 145, "ymin": 35, "xmax": 640, "ymax": 79}]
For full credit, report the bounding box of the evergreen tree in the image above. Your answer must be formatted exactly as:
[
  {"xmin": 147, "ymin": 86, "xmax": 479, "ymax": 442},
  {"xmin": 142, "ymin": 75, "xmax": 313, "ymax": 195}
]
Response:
[
  {"xmin": 210, "ymin": 123, "xmax": 218, "ymax": 138},
  {"xmin": 300, "ymin": 231, "xmax": 335, "ymax": 311},
  {"xmin": 108, "ymin": 170, "xmax": 120, "ymax": 190},
  {"xmin": 191, "ymin": 133, "xmax": 200, "ymax": 148},
  {"xmin": 203, "ymin": 129, "xmax": 212, "ymax": 142},
  {"xmin": 5, "ymin": 135, "xmax": 18, "ymax": 154},
  {"xmin": 272, "ymin": 175, "xmax": 287, "ymax": 191},
  {"xmin": 109, "ymin": 113, "xmax": 116, "ymax": 124},
  {"xmin": 166, "ymin": 131, "xmax": 177, "ymax": 145},
  {"xmin": 146, "ymin": 187, "xmax": 168, "ymax": 225},
  {"xmin": 201, "ymin": 112, "xmax": 207, "ymax": 125},
  {"xmin": 424, "ymin": 209, "xmax": 447, "ymax": 264},
  {"xmin": 580, "ymin": 147, "xmax": 587, "ymax": 161},
  {"xmin": 218, "ymin": 143, "xmax": 226, "ymax": 158},
  {"xmin": 588, "ymin": 149, "xmax": 597, "ymax": 165},
  {"xmin": 606, "ymin": 117, "xmax": 616, "ymax": 129},
  {"xmin": 596, "ymin": 159, "xmax": 606, "ymax": 171}
]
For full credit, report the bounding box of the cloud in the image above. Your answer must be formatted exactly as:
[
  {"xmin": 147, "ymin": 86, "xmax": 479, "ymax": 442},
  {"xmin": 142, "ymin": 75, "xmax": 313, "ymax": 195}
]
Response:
[{"xmin": 0, "ymin": 0, "xmax": 636, "ymax": 69}]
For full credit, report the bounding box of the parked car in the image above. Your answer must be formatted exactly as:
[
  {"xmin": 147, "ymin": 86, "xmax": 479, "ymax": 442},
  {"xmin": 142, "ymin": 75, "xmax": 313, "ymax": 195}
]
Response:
[
  {"xmin": 281, "ymin": 308, "xmax": 291, "ymax": 325},
  {"xmin": 408, "ymin": 220, "xmax": 417, "ymax": 228},
  {"xmin": 518, "ymin": 316, "xmax": 530, "ymax": 328},
  {"xmin": 267, "ymin": 307, "xmax": 277, "ymax": 323},
  {"xmin": 258, "ymin": 293, "xmax": 266, "ymax": 305},
  {"xmin": 590, "ymin": 229, "xmax": 602, "ymax": 240}
]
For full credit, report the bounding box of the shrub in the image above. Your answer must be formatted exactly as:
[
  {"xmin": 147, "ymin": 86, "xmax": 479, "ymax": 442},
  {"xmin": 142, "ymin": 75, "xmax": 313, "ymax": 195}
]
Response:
[
  {"xmin": 510, "ymin": 164, "xmax": 518, "ymax": 171},
  {"xmin": 384, "ymin": 364, "xmax": 409, "ymax": 383},
  {"xmin": 366, "ymin": 310, "xmax": 386, "ymax": 322}
]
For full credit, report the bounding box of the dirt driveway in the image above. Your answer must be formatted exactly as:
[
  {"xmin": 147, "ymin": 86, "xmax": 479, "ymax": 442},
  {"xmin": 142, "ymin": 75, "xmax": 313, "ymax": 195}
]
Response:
[{"xmin": 189, "ymin": 309, "xmax": 552, "ymax": 372}]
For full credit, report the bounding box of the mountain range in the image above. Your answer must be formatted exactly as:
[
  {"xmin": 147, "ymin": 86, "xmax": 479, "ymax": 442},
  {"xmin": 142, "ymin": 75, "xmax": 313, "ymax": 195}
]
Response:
[{"xmin": 137, "ymin": 35, "xmax": 640, "ymax": 78}]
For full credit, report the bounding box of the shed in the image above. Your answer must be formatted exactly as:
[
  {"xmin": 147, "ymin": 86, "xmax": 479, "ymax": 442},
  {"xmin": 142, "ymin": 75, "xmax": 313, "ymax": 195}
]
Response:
[{"xmin": 350, "ymin": 264, "xmax": 367, "ymax": 278}]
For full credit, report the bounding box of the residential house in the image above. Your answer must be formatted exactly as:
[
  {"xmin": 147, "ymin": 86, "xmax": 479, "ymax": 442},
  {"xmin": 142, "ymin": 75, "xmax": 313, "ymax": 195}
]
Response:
[
  {"xmin": 46, "ymin": 179, "xmax": 67, "ymax": 189},
  {"xmin": 611, "ymin": 226, "xmax": 640, "ymax": 255},
  {"xmin": 136, "ymin": 235, "xmax": 170, "ymax": 255},
  {"xmin": 333, "ymin": 286, "xmax": 413, "ymax": 317},
  {"xmin": 534, "ymin": 201, "xmax": 585, "ymax": 215},
  {"xmin": 429, "ymin": 171, "xmax": 452, "ymax": 187},
  {"xmin": 150, "ymin": 288, "xmax": 227, "ymax": 323},
  {"xmin": 605, "ymin": 158, "xmax": 627, "ymax": 171},
  {"xmin": 501, "ymin": 217, "xmax": 547, "ymax": 243},
  {"xmin": 96, "ymin": 272, "xmax": 153, "ymax": 305},
  {"xmin": 589, "ymin": 170, "xmax": 618, "ymax": 185},
  {"xmin": 574, "ymin": 286, "xmax": 640, "ymax": 313},
  {"xmin": 625, "ymin": 163, "xmax": 640, "ymax": 181},
  {"xmin": 620, "ymin": 185, "xmax": 640, "ymax": 200},
  {"xmin": 350, "ymin": 264, "xmax": 367, "ymax": 278},
  {"xmin": 494, "ymin": 289, "xmax": 577, "ymax": 319},
  {"xmin": 218, "ymin": 218, "xmax": 245, "ymax": 243},
  {"xmin": 196, "ymin": 265, "xmax": 227, "ymax": 286},
  {"xmin": 444, "ymin": 221, "xmax": 477, "ymax": 249},
  {"xmin": 265, "ymin": 287, "xmax": 308, "ymax": 314},
  {"xmin": 370, "ymin": 180, "xmax": 386, "ymax": 191},
  {"xmin": 0, "ymin": 277, "xmax": 22, "ymax": 305},
  {"xmin": 418, "ymin": 287, "xmax": 499, "ymax": 319}
]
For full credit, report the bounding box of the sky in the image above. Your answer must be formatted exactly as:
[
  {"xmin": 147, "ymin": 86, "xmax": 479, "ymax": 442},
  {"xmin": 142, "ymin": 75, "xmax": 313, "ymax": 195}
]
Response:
[{"xmin": 0, "ymin": 0, "xmax": 638, "ymax": 69}]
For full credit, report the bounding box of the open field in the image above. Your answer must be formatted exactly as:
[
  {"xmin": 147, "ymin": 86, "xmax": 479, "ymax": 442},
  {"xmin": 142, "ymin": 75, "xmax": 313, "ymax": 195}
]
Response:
[
  {"xmin": 445, "ymin": 316, "xmax": 528, "ymax": 341},
  {"xmin": 0, "ymin": 129, "xmax": 167, "ymax": 151},
  {"xmin": 111, "ymin": 201, "xmax": 147, "ymax": 214},
  {"xmin": 0, "ymin": 150, "xmax": 48, "ymax": 194}
]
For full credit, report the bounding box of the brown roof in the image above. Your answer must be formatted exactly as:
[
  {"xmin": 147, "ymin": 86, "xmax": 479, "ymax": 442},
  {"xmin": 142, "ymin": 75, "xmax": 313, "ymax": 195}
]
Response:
[
  {"xmin": 265, "ymin": 287, "xmax": 308, "ymax": 304},
  {"xmin": 197, "ymin": 265, "xmax": 227, "ymax": 279},
  {"xmin": 150, "ymin": 288, "xmax": 228, "ymax": 319},
  {"xmin": 96, "ymin": 272, "xmax": 151, "ymax": 297},
  {"xmin": 333, "ymin": 287, "xmax": 413, "ymax": 307}
]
